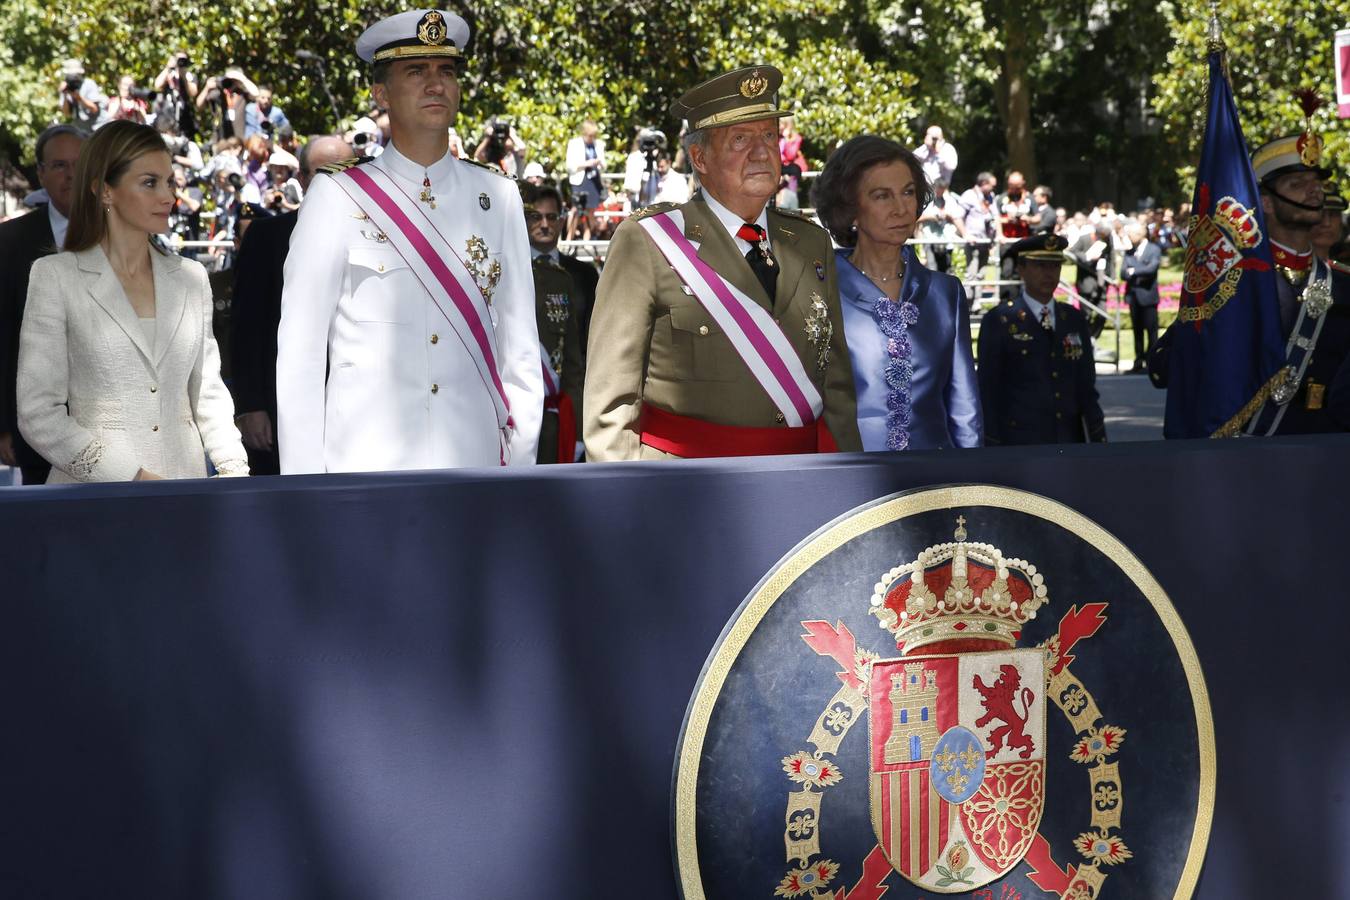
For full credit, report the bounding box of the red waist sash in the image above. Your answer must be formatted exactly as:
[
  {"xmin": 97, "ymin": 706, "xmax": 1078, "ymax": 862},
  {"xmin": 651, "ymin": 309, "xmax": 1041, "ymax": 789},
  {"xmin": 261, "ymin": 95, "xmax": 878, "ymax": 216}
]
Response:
[{"xmin": 638, "ymin": 405, "xmax": 837, "ymax": 458}]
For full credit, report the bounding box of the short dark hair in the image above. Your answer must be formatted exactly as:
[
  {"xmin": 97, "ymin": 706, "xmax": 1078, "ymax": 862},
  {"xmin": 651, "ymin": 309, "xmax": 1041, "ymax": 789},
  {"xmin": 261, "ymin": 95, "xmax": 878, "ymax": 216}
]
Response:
[
  {"xmin": 36, "ymin": 124, "xmax": 84, "ymax": 166},
  {"xmin": 372, "ymin": 56, "xmax": 466, "ymax": 85},
  {"xmin": 520, "ymin": 182, "xmax": 563, "ymax": 210},
  {"xmin": 812, "ymin": 135, "xmax": 932, "ymax": 247},
  {"xmin": 1034, "ymin": 184, "xmax": 1053, "ymax": 201}
]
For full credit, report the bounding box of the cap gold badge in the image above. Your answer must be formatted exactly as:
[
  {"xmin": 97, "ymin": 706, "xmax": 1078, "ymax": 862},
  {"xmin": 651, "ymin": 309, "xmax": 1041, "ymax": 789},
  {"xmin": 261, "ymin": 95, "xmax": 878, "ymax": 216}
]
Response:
[
  {"xmin": 418, "ymin": 11, "xmax": 447, "ymax": 46},
  {"xmin": 740, "ymin": 70, "xmax": 769, "ymax": 99}
]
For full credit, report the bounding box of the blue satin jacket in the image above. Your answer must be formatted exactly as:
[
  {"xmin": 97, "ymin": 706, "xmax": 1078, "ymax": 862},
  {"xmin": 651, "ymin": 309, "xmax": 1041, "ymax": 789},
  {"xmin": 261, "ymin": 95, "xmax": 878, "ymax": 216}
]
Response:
[{"xmin": 836, "ymin": 246, "xmax": 982, "ymax": 451}]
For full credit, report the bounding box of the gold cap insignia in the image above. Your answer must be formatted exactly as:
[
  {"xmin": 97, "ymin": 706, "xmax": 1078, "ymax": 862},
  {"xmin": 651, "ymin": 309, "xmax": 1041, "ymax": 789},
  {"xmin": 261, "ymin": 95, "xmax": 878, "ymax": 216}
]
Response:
[
  {"xmin": 418, "ymin": 11, "xmax": 447, "ymax": 46},
  {"xmin": 1297, "ymin": 133, "xmax": 1322, "ymax": 168},
  {"xmin": 740, "ymin": 70, "xmax": 769, "ymax": 99}
]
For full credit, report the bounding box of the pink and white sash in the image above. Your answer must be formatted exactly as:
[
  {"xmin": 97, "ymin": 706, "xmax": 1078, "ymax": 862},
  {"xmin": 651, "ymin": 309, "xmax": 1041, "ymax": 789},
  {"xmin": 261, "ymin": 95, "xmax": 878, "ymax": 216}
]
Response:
[
  {"xmin": 637, "ymin": 210, "xmax": 823, "ymax": 427},
  {"xmin": 539, "ymin": 343, "xmax": 561, "ymax": 398},
  {"xmin": 330, "ymin": 164, "xmax": 513, "ymax": 435}
]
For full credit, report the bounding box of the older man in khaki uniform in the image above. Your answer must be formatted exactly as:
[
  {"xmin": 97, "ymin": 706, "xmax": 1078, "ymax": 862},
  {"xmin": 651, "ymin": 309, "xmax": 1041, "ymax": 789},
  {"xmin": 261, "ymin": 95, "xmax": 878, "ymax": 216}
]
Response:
[{"xmin": 583, "ymin": 65, "xmax": 860, "ymax": 461}]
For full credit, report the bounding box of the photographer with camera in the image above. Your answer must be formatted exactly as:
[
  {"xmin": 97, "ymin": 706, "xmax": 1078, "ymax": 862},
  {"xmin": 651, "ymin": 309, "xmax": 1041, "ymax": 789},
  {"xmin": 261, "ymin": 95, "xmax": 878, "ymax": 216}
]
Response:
[
  {"xmin": 153, "ymin": 51, "xmax": 199, "ymax": 137},
  {"xmin": 107, "ymin": 75, "xmax": 150, "ymax": 124},
  {"xmin": 345, "ymin": 116, "xmax": 384, "ymax": 158},
  {"xmin": 264, "ymin": 149, "xmax": 302, "ymax": 213},
  {"xmin": 196, "ymin": 66, "xmax": 258, "ymax": 143},
  {"xmin": 57, "ymin": 59, "xmax": 108, "ymax": 134},
  {"xmin": 474, "ymin": 117, "xmax": 528, "ymax": 177},
  {"xmin": 621, "ymin": 126, "xmax": 668, "ymax": 209},
  {"xmin": 244, "ymin": 85, "xmax": 290, "ymax": 139}
]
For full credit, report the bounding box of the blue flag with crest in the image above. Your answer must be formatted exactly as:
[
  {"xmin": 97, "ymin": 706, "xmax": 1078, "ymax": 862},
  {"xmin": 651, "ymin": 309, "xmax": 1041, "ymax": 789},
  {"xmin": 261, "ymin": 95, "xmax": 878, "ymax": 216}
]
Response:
[{"xmin": 1164, "ymin": 50, "xmax": 1283, "ymax": 438}]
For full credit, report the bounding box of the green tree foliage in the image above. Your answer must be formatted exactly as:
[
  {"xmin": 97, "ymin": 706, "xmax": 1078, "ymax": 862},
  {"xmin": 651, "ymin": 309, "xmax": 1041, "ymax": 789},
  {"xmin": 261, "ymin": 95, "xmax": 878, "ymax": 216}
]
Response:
[
  {"xmin": 1154, "ymin": 0, "xmax": 1348, "ymax": 193},
  {"xmin": 1, "ymin": 0, "xmax": 1342, "ymax": 212}
]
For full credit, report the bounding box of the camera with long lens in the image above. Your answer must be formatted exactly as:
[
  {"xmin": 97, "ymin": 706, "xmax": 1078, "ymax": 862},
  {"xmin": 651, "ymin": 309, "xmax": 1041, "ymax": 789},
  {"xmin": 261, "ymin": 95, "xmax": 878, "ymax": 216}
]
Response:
[
  {"xmin": 352, "ymin": 132, "xmax": 370, "ymax": 148},
  {"xmin": 484, "ymin": 120, "xmax": 512, "ymax": 163},
  {"xmin": 260, "ymin": 119, "xmax": 274, "ymax": 136},
  {"xmin": 129, "ymin": 87, "xmax": 155, "ymax": 103},
  {"xmin": 64, "ymin": 75, "xmax": 84, "ymax": 93},
  {"xmin": 176, "ymin": 55, "xmax": 190, "ymax": 68},
  {"xmin": 637, "ymin": 127, "xmax": 666, "ymax": 160},
  {"xmin": 226, "ymin": 172, "xmax": 244, "ymax": 190}
]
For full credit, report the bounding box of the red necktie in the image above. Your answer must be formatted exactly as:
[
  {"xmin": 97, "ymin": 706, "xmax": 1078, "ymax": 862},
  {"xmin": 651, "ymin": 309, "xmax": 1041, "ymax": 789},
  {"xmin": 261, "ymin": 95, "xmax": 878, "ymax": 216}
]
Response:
[
  {"xmin": 736, "ymin": 223, "xmax": 777, "ymax": 301},
  {"xmin": 736, "ymin": 223, "xmax": 765, "ymax": 244}
]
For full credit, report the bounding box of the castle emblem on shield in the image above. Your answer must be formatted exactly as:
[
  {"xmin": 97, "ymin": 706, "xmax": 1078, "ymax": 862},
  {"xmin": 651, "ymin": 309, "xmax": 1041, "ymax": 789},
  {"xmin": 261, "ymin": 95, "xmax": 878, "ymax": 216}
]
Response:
[
  {"xmin": 675, "ymin": 489, "xmax": 1214, "ymax": 900},
  {"xmin": 864, "ymin": 516, "xmax": 1049, "ymax": 892},
  {"xmin": 780, "ymin": 516, "xmax": 1129, "ymax": 898}
]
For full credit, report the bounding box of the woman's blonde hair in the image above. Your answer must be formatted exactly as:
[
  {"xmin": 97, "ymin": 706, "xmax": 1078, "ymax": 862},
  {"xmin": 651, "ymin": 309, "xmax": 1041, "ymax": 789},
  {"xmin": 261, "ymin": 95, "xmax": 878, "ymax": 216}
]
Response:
[{"xmin": 64, "ymin": 120, "xmax": 170, "ymax": 252}]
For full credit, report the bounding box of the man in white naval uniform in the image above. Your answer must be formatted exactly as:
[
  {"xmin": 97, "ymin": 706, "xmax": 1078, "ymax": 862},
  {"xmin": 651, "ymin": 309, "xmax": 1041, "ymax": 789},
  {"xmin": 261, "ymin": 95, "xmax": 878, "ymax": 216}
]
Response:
[{"xmin": 277, "ymin": 9, "xmax": 542, "ymax": 474}]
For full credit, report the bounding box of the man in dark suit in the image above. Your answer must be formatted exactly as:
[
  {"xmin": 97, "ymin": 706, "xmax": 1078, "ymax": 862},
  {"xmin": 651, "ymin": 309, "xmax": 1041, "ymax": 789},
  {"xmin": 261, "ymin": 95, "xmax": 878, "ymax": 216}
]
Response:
[
  {"xmin": 230, "ymin": 135, "xmax": 351, "ymax": 475},
  {"xmin": 523, "ymin": 182, "xmax": 598, "ymax": 355},
  {"xmin": 1120, "ymin": 222, "xmax": 1161, "ymax": 373},
  {"xmin": 0, "ymin": 125, "xmax": 85, "ymax": 484},
  {"xmin": 977, "ymin": 234, "xmax": 1107, "ymax": 446}
]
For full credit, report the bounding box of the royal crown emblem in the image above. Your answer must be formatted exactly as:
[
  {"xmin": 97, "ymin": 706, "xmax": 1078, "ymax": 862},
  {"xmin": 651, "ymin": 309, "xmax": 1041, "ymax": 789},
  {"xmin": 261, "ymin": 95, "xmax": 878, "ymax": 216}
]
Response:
[
  {"xmin": 672, "ymin": 488, "xmax": 1219, "ymax": 900},
  {"xmin": 871, "ymin": 516, "xmax": 1046, "ymax": 653},
  {"xmin": 740, "ymin": 69, "xmax": 769, "ymax": 99},
  {"xmin": 1181, "ymin": 194, "xmax": 1262, "ymax": 295},
  {"xmin": 418, "ymin": 10, "xmax": 448, "ymax": 46}
]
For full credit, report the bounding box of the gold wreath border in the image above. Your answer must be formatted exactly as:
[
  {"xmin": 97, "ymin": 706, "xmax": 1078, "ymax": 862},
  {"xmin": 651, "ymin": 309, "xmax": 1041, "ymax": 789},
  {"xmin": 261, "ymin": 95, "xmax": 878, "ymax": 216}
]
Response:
[{"xmin": 672, "ymin": 485, "xmax": 1216, "ymax": 900}]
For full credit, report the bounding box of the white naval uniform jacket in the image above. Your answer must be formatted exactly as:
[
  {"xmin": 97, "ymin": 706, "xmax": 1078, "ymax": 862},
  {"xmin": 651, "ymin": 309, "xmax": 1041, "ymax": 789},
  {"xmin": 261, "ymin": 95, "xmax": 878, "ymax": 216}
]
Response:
[{"xmin": 276, "ymin": 145, "xmax": 543, "ymax": 474}]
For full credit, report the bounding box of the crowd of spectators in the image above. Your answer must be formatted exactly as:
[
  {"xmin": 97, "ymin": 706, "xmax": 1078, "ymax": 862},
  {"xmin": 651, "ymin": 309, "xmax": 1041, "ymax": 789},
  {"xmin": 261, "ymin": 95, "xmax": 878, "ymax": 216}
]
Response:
[{"xmin": 0, "ymin": 70, "xmax": 1272, "ymax": 293}]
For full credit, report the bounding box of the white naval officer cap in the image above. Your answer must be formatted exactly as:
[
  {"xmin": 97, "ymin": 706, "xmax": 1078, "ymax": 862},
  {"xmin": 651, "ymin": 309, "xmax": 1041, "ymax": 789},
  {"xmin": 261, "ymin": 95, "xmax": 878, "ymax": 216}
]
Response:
[{"xmin": 356, "ymin": 10, "xmax": 470, "ymax": 64}]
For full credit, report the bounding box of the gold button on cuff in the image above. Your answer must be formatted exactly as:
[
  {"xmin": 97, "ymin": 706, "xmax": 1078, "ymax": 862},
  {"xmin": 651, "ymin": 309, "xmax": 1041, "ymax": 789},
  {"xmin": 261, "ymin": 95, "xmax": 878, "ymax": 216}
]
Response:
[
  {"xmin": 1055, "ymin": 412, "xmax": 1063, "ymax": 419},
  {"xmin": 431, "ymin": 384, "xmax": 439, "ymax": 394},
  {"xmin": 430, "ymin": 334, "xmax": 439, "ymax": 344},
  {"xmin": 377, "ymin": 264, "xmax": 385, "ymax": 272},
  {"xmin": 698, "ymin": 325, "xmax": 710, "ymax": 336}
]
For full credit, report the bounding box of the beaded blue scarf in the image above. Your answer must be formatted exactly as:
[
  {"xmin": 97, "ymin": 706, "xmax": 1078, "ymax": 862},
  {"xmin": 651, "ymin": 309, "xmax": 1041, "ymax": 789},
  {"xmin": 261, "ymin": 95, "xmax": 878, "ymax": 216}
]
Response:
[{"xmin": 873, "ymin": 296, "xmax": 920, "ymax": 451}]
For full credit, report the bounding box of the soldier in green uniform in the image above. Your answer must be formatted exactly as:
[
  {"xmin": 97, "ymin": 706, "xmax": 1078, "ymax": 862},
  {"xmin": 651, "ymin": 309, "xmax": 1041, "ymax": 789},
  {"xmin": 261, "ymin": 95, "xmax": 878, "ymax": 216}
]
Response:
[
  {"xmin": 582, "ymin": 65, "xmax": 860, "ymax": 461},
  {"xmin": 524, "ymin": 183, "xmax": 585, "ymax": 462}
]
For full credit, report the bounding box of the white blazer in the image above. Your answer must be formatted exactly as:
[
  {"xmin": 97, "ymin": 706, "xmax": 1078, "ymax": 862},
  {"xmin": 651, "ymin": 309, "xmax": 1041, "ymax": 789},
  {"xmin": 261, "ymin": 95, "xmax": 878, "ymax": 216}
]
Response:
[
  {"xmin": 565, "ymin": 136, "xmax": 606, "ymax": 187},
  {"xmin": 276, "ymin": 145, "xmax": 543, "ymax": 474},
  {"xmin": 17, "ymin": 246, "xmax": 248, "ymax": 483}
]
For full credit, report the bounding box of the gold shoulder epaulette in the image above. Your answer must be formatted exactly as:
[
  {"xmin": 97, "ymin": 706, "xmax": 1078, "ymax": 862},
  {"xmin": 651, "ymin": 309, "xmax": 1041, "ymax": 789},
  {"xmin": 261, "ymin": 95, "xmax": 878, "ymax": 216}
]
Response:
[
  {"xmin": 1329, "ymin": 259, "xmax": 1350, "ymax": 275},
  {"xmin": 632, "ymin": 202, "xmax": 678, "ymax": 220},
  {"xmin": 461, "ymin": 157, "xmax": 515, "ymax": 179},
  {"xmin": 317, "ymin": 155, "xmax": 372, "ymax": 176}
]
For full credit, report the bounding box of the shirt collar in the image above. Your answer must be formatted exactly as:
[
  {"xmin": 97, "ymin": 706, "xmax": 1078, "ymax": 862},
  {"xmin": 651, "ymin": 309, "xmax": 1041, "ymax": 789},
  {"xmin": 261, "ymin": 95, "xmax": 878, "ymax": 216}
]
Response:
[
  {"xmin": 377, "ymin": 141, "xmax": 457, "ymax": 185},
  {"xmin": 1021, "ymin": 289, "xmax": 1055, "ymax": 327},
  {"xmin": 530, "ymin": 245, "xmax": 560, "ymax": 264},
  {"xmin": 1270, "ymin": 239, "xmax": 1313, "ymax": 270},
  {"xmin": 48, "ymin": 202, "xmax": 68, "ymax": 250},
  {"xmin": 701, "ymin": 190, "xmax": 770, "ymax": 253}
]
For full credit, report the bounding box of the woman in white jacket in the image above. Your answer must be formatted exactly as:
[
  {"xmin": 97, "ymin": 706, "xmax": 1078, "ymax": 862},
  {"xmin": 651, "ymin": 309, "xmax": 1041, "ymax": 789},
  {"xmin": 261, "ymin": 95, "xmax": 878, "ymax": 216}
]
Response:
[{"xmin": 18, "ymin": 120, "xmax": 247, "ymax": 483}]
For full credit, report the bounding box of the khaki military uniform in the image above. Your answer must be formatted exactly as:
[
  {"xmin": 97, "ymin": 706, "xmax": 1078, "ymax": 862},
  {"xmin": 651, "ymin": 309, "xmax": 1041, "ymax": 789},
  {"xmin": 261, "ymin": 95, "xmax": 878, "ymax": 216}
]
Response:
[
  {"xmin": 533, "ymin": 255, "xmax": 585, "ymax": 463},
  {"xmin": 583, "ymin": 197, "xmax": 861, "ymax": 460}
]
